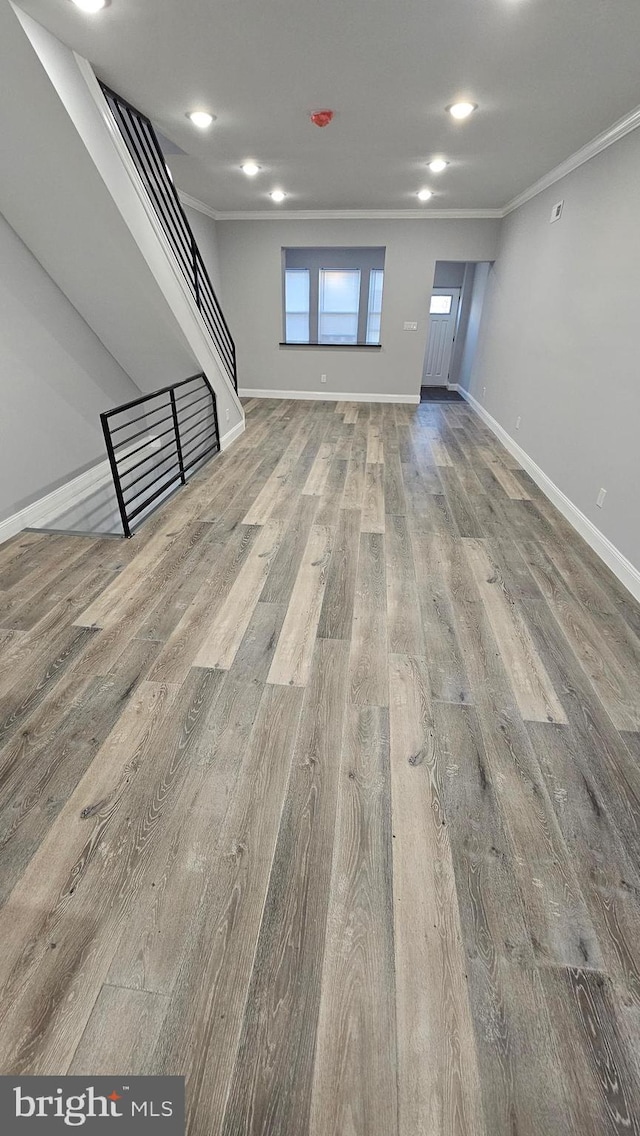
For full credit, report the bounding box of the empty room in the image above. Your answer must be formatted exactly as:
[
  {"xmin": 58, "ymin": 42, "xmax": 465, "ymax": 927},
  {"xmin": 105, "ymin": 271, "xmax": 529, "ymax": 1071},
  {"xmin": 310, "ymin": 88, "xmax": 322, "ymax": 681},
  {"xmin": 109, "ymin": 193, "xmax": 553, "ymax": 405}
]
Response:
[{"xmin": 1, "ymin": 0, "xmax": 639, "ymax": 1132}]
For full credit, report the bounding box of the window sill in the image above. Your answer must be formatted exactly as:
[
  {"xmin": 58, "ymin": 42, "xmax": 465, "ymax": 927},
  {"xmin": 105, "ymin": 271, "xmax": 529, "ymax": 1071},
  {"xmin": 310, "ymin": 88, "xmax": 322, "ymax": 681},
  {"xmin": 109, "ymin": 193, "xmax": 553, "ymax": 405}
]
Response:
[{"xmin": 279, "ymin": 342, "xmax": 382, "ymax": 350}]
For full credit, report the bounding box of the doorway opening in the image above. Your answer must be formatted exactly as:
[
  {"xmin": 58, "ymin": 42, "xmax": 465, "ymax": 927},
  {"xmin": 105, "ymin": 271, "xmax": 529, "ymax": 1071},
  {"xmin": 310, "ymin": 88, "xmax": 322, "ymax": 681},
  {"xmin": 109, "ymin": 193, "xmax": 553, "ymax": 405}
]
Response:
[{"xmin": 421, "ymin": 261, "xmax": 492, "ymax": 401}]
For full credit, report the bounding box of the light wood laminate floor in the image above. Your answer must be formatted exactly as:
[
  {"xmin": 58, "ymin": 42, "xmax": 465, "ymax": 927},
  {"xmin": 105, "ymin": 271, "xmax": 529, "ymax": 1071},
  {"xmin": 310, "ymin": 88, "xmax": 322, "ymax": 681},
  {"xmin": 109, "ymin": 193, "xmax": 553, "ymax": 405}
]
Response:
[{"xmin": 0, "ymin": 397, "xmax": 639, "ymax": 1135}]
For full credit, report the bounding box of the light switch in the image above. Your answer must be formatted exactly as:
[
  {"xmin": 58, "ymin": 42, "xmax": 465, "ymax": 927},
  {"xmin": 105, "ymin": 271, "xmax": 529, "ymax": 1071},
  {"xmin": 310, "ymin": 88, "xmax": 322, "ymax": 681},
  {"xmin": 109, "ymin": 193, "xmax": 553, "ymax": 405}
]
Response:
[{"xmin": 403, "ymin": 321, "xmax": 418, "ymax": 331}]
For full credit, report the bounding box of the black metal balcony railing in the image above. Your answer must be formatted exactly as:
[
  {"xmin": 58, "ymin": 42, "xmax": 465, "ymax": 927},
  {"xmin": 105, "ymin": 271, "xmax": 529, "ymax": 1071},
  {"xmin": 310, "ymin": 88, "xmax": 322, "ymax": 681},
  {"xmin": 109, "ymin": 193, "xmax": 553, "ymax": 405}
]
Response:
[
  {"xmin": 101, "ymin": 372, "xmax": 220, "ymax": 538},
  {"xmin": 100, "ymin": 82, "xmax": 238, "ymax": 393}
]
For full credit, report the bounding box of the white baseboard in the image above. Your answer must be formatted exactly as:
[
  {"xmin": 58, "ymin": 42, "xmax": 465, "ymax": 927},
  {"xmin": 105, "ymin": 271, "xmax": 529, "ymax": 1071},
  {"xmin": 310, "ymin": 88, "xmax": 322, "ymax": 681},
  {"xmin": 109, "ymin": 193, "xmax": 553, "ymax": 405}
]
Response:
[
  {"xmin": 447, "ymin": 383, "xmax": 460, "ymax": 392},
  {"xmin": 0, "ymin": 458, "xmax": 118, "ymax": 546},
  {"xmin": 220, "ymin": 418, "xmax": 246, "ymax": 449},
  {"xmin": 0, "ymin": 435, "xmax": 159, "ymax": 547},
  {"xmin": 0, "ymin": 418, "xmax": 244, "ymax": 547},
  {"xmin": 460, "ymin": 387, "xmax": 640, "ymax": 603},
  {"xmin": 238, "ymin": 388, "xmax": 420, "ymax": 405}
]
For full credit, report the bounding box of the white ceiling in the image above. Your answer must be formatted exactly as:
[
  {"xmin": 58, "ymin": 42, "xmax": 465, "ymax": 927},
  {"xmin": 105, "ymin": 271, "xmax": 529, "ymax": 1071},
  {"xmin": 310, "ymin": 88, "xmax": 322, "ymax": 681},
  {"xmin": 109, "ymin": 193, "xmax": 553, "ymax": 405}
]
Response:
[{"xmin": 16, "ymin": 0, "xmax": 640, "ymax": 213}]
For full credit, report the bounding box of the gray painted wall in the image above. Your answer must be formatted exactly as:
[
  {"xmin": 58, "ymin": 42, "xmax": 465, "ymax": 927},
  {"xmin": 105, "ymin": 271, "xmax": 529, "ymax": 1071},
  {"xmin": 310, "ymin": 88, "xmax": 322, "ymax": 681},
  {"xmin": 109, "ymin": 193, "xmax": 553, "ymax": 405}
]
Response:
[
  {"xmin": 0, "ymin": 2, "xmax": 198, "ymax": 396},
  {"xmin": 446, "ymin": 262, "xmax": 475, "ymax": 387},
  {"xmin": 433, "ymin": 261, "xmax": 467, "ymax": 289},
  {"xmin": 467, "ymin": 127, "xmax": 640, "ymax": 570},
  {"xmin": 457, "ymin": 262, "xmax": 490, "ymax": 391},
  {"xmin": 0, "ymin": 212, "xmax": 141, "ymax": 523},
  {"xmin": 216, "ymin": 219, "xmax": 499, "ymax": 398},
  {"xmin": 184, "ymin": 206, "xmax": 223, "ymax": 299}
]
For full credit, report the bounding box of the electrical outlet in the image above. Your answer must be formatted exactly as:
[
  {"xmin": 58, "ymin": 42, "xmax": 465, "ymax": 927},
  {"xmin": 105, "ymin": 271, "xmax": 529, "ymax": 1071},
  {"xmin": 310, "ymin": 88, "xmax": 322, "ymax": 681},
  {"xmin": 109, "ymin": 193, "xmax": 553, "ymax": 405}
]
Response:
[
  {"xmin": 320, "ymin": 374, "xmax": 327, "ymax": 384},
  {"xmin": 225, "ymin": 408, "xmax": 230, "ymax": 422},
  {"xmin": 515, "ymin": 415, "xmax": 521, "ymax": 430},
  {"xmin": 596, "ymin": 488, "xmax": 607, "ymax": 508},
  {"xmin": 403, "ymin": 321, "xmax": 418, "ymax": 331}
]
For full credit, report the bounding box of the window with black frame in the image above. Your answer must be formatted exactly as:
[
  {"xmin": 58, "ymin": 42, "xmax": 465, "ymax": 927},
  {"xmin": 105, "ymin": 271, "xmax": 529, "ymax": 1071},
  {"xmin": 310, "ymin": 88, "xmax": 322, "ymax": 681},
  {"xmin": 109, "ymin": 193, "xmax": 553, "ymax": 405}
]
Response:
[{"xmin": 282, "ymin": 247, "xmax": 385, "ymax": 346}]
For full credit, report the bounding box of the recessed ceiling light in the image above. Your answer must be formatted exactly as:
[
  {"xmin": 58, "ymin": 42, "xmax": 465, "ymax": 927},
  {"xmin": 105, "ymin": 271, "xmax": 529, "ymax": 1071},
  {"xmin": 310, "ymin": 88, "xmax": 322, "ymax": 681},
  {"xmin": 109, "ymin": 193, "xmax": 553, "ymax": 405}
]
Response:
[
  {"xmin": 187, "ymin": 111, "xmax": 215, "ymax": 129},
  {"xmin": 417, "ymin": 189, "xmax": 433, "ymax": 202},
  {"xmin": 428, "ymin": 158, "xmax": 449, "ymax": 173},
  {"xmin": 70, "ymin": 0, "xmax": 108, "ymax": 11},
  {"xmin": 270, "ymin": 190, "xmax": 286, "ymax": 203},
  {"xmin": 241, "ymin": 161, "xmax": 261, "ymax": 177},
  {"xmin": 448, "ymin": 102, "xmax": 477, "ymax": 120}
]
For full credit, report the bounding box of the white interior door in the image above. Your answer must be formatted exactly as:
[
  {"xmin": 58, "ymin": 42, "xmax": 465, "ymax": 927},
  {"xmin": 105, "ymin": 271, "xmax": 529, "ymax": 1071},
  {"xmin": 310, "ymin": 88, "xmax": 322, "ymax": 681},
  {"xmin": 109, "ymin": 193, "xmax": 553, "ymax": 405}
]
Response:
[{"xmin": 423, "ymin": 288, "xmax": 461, "ymax": 386}]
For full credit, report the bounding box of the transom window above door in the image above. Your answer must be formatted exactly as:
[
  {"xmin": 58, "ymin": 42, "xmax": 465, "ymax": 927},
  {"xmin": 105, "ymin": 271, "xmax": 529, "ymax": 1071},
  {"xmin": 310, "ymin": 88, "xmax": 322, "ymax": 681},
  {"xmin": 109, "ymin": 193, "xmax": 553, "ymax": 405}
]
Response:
[
  {"xmin": 430, "ymin": 294, "xmax": 453, "ymax": 314},
  {"xmin": 282, "ymin": 247, "xmax": 386, "ymax": 346}
]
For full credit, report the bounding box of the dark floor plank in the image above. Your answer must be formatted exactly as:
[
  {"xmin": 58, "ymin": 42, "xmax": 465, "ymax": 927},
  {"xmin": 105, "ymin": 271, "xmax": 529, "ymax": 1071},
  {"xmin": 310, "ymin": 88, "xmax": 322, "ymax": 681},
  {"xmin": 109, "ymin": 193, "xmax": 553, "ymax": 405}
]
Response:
[
  {"xmin": 0, "ymin": 532, "xmax": 50, "ymax": 584},
  {"xmin": 0, "ymin": 540, "xmax": 120, "ymax": 632},
  {"xmin": 390, "ymin": 657, "xmax": 486, "ymax": 1135},
  {"xmin": 222, "ymin": 639, "xmax": 349, "ymax": 1136},
  {"xmin": 518, "ymin": 540, "xmax": 640, "ymax": 730},
  {"xmin": 436, "ymin": 700, "xmax": 535, "ymax": 967},
  {"xmin": 314, "ymin": 455, "xmax": 348, "ymax": 526},
  {"xmin": 69, "ymin": 985, "xmax": 169, "ymax": 1075},
  {"xmin": 309, "ymin": 705, "xmax": 397, "ymax": 1136},
  {"xmin": 266, "ymin": 524, "xmax": 333, "ymax": 687},
  {"xmin": 439, "ymin": 466, "xmax": 485, "ymax": 537},
  {"xmin": 464, "ymin": 537, "xmax": 567, "ymax": 723},
  {"xmin": 383, "ymin": 449, "xmax": 405, "ymax": 515},
  {"xmin": 475, "ymin": 536, "xmax": 545, "ymax": 601},
  {"xmin": 349, "ymin": 532, "xmax": 388, "ymax": 706},
  {"xmin": 317, "ymin": 507, "xmax": 360, "ymax": 641},
  {"xmin": 133, "ymin": 522, "xmax": 220, "ymax": 642},
  {"xmin": 229, "ymin": 601, "xmax": 288, "ymax": 685},
  {"xmin": 541, "ymin": 968, "xmax": 640, "ymax": 1134},
  {"xmin": 401, "ymin": 459, "xmax": 444, "ymax": 509},
  {"xmin": 150, "ymin": 685, "xmax": 303, "ymax": 1136},
  {"xmin": 453, "ymin": 575, "xmax": 603, "ymax": 967},
  {"xmin": 0, "ymin": 638, "xmax": 160, "ymax": 904},
  {"xmin": 517, "ymin": 594, "xmax": 640, "ymax": 873},
  {"xmin": 528, "ymin": 721, "xmax": 640, "ymax": 1002},
  {"xmin": 469, "ymin": 959, "xmax": 578, "ymax": 1136},
  {"xmin": 148, "ymin": 523, "xmax": 259, "ymax": 685},
  {"xmin": 106, "ymin": 670, "xmax": 264, "ymax": 996},
  {"xmin": 386, "ymin": 514, "xmax": 426, "ymax": 655},
  {"xmin": 260, "ymin": 494, "xmax": 319, "ymax": 605},
  {"xmin": 0, "ymin": 618, "xmax": 97, "ymax": 749},
  {"xmin": 0, "ymin": 679, "xmax": 180, "ymax": 1072},
  {"xmin": 410, "ymin": 531, "xmax": 473, "ymax": 704}
]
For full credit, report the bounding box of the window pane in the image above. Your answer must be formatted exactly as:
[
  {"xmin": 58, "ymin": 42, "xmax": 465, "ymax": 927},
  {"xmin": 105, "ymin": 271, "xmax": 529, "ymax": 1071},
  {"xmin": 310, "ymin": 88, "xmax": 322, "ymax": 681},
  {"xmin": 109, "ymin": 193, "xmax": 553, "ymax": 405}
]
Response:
[
  {"xmin": 318, "ymin": 313, "xmax": 358, "ymax": 344},
  {"xmin": 366, "ymin": 269, "xmax": 384, "ymax": 343},
  {"xmin": 430, "ymin": 294, "xmax": 453, "ymax": 314},
  {"xmin": 285, "ymin": 270, "xmax": 309, "ymax": 342},
  {"xmin": 319, "ymin": 270, "xmax": 360, "ymax": 313},
  {"xmin": 366, "ymin": 314, "xmax": 381, "ymax": 345},
  {"xmin": 286, "ymin": 313, "xmax": 310, "ymax": 343},
  {"xmin": 319, "ymin": 269, "xmax": 360, "ymax": 343},
  {"xmin": 285, "ymin": 269, "xmax": 310, "ymax": 313}
]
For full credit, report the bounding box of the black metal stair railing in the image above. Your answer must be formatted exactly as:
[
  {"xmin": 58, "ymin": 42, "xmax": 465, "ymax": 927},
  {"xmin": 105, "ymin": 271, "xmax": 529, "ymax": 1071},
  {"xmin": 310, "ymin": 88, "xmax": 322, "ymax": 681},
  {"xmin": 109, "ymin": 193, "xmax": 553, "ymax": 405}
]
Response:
[
  {"xmin": 100, "ymin": 82, "xmax": 238, "ymax": 393},
  {"xmin": 101, "ymin": 372, "xmax": 220, "ymax": 537}
]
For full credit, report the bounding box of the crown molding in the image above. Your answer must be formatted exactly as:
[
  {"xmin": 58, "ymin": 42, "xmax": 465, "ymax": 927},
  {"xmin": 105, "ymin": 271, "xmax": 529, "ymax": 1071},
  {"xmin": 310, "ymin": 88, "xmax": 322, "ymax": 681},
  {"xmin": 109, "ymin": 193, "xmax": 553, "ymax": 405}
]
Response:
[
  {"xmin": 212, "ymin": 208, "xmax": 503, "ymax": 221},
  {"xmin": 179, "ymin": 196, "xmax": 502, "ymax": 220},
  {"xmin": 180, "ymin": 194, "xmax": 504, "ymax": 222},
  {"xmin": 178, "ymin": 103, "xmax": 640, "ymax": 224},
  {"xmin": 503, "ymin": 102, "xmax": 640, "ymax": 215},
  {"xmin": 178, "ymin": 194, "xmax": 500, "ymax": 221},
  {"xmin": 178, "ymin": 191, "xmax": 221, "ymax": 220}
]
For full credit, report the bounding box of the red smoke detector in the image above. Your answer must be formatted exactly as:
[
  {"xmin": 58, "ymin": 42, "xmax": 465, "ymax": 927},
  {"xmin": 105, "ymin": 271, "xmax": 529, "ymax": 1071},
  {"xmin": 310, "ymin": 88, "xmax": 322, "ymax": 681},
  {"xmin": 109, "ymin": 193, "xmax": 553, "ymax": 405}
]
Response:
[{"xmin": 310, "ymin": 110, "xmax": 334, "ymax": 128}]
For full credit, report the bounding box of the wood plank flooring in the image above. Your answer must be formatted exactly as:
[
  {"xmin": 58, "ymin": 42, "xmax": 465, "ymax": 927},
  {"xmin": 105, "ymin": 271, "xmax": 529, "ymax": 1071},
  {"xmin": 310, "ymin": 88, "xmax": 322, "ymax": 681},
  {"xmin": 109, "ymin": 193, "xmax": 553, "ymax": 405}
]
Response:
[{"xmin": 1, "ymin": 395, "xmax": 639, "ymax": 1134}]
